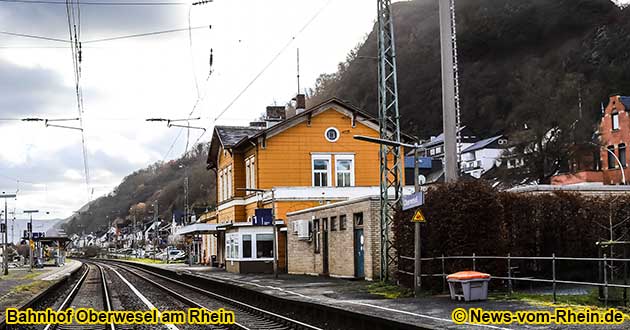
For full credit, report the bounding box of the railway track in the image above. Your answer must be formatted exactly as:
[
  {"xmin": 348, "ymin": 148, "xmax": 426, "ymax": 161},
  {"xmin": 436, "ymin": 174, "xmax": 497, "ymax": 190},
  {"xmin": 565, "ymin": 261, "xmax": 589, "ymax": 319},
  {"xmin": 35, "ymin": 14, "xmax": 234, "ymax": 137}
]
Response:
[
  {"xmin": 4, "ymin": 259, "xmax": 424, "ymax": 330},
  {"xmin": 97, "ymin": 260, "xmax": 322, "ymax": 330},
  {"xmin": 47, "ymin": 262, "xmax": 114, "ymax": 330}
]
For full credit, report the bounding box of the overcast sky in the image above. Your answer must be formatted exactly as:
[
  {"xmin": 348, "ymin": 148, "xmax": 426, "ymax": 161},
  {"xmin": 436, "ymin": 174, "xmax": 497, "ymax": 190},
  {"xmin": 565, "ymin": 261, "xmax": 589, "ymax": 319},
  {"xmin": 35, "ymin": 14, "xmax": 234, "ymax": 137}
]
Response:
[
  {"xmin": 0, "ymin": 0, "xmax": 628, "ymax": 220},
  {"xmin": 0, "ymin": 0, "xmax": 382, "ymax": 220}
]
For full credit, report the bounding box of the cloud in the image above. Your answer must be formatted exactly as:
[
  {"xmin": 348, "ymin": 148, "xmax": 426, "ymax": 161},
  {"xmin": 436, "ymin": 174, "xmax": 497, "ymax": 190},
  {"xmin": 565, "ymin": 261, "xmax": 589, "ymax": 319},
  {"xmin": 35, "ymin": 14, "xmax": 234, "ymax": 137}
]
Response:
[
  {"xmin": 0, "ymin": 58, "xmax": 74, "ymax": 119},
  {"xmin": 0, "ymin": 1, "xmax": 188, "ymax": 40}
]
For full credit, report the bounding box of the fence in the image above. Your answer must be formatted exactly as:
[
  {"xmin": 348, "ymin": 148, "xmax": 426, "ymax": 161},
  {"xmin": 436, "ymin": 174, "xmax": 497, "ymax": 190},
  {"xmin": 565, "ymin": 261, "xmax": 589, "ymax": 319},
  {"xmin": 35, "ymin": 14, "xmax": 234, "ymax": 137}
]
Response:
[{"xmin": 399, "ymin": 254, "xmax": 630, "ymax": 305}]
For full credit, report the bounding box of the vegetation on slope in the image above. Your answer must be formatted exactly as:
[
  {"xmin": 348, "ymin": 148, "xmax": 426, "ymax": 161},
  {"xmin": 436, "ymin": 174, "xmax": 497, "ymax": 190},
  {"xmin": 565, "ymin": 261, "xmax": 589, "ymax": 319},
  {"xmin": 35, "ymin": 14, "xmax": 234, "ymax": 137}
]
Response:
[{"xmin": 63, "ymin": 144, "xmax": 215, "ymax": 235}]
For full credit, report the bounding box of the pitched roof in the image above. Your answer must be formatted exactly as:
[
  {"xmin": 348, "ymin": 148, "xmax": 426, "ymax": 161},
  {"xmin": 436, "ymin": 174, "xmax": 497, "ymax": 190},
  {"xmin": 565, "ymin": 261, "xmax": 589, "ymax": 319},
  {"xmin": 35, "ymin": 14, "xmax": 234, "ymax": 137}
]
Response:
[
  {"xmin": 207, "ymin": 98, "xmax": 414, "ymax": 169},
  {"xmin": 461, "ymin": 135, "xmax": 503, "ymax": 153},
  {"xmin": 214, "ymin": 126, "xmax": 263, "ymax": 148},
  {"xmin": 620, "ymin": 96, "xmax": 630, "ymax": 110},
  {"xmin": 421, "ymin": 126, "xmax": 468, "ymax": 148}
]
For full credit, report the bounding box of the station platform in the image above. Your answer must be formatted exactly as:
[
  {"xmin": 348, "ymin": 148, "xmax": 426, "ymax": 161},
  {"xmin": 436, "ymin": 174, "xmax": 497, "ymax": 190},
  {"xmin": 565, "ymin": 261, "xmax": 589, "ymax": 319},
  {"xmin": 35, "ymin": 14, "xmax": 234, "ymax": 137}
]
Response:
[
  {"xmin": 123, "ymin": 261, "xmax": 621, "ymax": 330},
  {"xmin": 0, "ymin": 259, "xmax": 82, "ymax": 317}
]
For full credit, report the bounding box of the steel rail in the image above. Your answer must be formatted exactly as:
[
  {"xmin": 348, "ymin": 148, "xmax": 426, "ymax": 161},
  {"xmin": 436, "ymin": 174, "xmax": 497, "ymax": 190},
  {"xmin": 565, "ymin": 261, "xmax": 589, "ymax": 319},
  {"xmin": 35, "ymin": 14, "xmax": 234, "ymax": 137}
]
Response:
[
  {"xmin": 95, "ymin": 263, "xmax": 115, "ymax": 330},
  {"xmin": 103, "ymin": 261, "xmax": 322, "ymax": 330},
  {"xmin": 103, "ymin": 261, "xmax": 250, "ymax": 330},
  {"xmin": 43, "ymin": 265, "xmax": 90, "ymax": 330}
]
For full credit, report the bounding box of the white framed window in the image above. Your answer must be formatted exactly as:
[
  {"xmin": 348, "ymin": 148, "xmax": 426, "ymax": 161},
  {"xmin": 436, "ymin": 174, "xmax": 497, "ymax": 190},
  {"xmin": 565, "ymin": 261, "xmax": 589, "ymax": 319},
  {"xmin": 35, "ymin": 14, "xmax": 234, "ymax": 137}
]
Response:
[
  {"xmin": 612, "ymin": 112, "xmax": 620, "ymax": 130},
  {"xmin": 218, "ymin": 171, "xmax": 223, "ymax": 202},
  {"xmin": 255, "ymin": 234, "xmax": 274, "ymax": 258},
  {"xmin": 245, "ymin": 156, "xmax": 256, "ymax": 190},
  {"xmin": 242, "ymin": 234, "xmax": 252, "ymax": 258},
  {"xmin": 246, "ymin": 159, "xmax": 251, "ymax": 189},
  {"xmin": 324, "ymin": 127, "xmax": 340, "ymax": 142},
  {"xmin": 312, "ymin": 155, "xmax": 332, "ymax": 187},
  {"xmin": 223, "ymin": 169, "xmax": 229, "ymax": 200},
  {"xmin": 335, "ymin": 155, "xmax": 355, "ymax": 187},
  {"xmin": 250, "ymin": 158, "xmax": 256, "ymax": 189},
  {"xmin": 227, "ymin": 165, "xmax": 233, "ymax": 199},
  {"xmin": 226, "ymin": 234, "xmax": 239, "ymax": 259},
  {"xmin": 225, "ymin": 231, "xmax": 274, "ymax": 261}
]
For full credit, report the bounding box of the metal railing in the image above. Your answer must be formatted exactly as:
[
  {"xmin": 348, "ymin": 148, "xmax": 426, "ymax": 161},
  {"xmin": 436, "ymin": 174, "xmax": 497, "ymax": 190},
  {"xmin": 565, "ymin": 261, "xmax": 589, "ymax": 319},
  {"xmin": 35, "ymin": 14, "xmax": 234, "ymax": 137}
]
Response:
[{"xmin": 399, "ymin": 254, "xmax": 630, "ymax": 305}]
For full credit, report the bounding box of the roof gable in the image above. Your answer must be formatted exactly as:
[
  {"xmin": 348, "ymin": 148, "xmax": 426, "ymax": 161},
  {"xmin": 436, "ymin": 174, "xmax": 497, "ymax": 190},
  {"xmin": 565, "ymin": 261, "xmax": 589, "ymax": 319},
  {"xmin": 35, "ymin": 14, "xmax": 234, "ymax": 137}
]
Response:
[{"xmin": 207, "ymin": 98, "xmax": 414, "ymax": 168}]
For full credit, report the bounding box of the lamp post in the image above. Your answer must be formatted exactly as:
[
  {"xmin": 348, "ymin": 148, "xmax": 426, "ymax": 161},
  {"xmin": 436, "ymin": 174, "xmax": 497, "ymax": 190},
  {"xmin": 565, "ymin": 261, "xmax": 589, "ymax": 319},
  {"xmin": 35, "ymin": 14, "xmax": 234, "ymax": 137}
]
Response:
[
  {"xmin": 23, "ymin": 210, "xmax": 39, "ymax": 272},
  {"xmin": 237, "ymin": 187, "xmax": 278, "ymax": 278},
  {"xmin": 592, "ymin": 142, "xmax": 626, "ymax": 185},
  {"xmin": 0, "ymin": 192, "xmax": 16, "ymax": 275}
]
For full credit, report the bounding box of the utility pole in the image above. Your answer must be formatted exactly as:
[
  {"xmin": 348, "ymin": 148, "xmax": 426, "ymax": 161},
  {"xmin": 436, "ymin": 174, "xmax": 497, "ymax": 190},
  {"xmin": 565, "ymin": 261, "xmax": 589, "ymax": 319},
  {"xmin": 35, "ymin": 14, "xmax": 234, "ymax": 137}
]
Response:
[
  {"xmin": 1, "ymin": 192, "xmax": 16, "ymax": 275},
  {"xmin": 153, "ymin": 202, "xmax": 158, "ymax": 260},
  {"xmin": 439, "ymin": 0, "xmax": 459, "ymax": 182},
  {"xmin": 24, "ymin": 210, "xmax": 39, "ymax": 272},
  {"xmin": 9, "ymin": 210, "xmax": 15, "ymax": 248},
  {"xmin": 377, "ymin": 0, "xmax": 403, "ymax": 282}
]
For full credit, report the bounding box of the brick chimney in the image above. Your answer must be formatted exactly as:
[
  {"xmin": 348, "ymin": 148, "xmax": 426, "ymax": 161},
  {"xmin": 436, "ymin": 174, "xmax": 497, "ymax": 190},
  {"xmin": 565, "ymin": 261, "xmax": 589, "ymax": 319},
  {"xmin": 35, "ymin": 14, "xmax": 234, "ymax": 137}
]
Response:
[
  {"xmin": 295, "ymin": 94, "xmax": 306, "ymax": 114},
  {"xmin": 265, "ymin": 106, "xmax": 286, "ymax": 128}
]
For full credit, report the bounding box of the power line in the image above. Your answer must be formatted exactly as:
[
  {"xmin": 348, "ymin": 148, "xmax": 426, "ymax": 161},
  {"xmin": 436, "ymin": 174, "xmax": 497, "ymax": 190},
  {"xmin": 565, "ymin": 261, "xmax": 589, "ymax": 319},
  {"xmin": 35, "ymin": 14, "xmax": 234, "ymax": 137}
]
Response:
[
  {"xmin": 65, "ymin": 0, "xmax": 91, "ymax": 202},
  {"xmin": 213, "ymin": 0, "xmax": 334, "ymax": 122},
  {"xmin": 0, "ymin": 0, "xmax": 186, "ymax": 5},
  {"xmin": 0, "ymin": 30, "xmax": 69, "ymax": 43},
  {"xmin": 83, "ymin": 25, "xmax": 210, "ymax": 43},
  {"xmin": 0, "ymin": 26, "xmax": 210, "ymax": 44}
]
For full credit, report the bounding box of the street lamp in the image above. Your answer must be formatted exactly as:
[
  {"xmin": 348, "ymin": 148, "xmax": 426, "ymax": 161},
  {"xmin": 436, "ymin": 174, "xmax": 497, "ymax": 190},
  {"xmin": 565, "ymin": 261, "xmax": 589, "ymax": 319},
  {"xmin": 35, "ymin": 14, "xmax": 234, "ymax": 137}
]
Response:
[
  {"xmin": 591, "ymin": 142, "xmax": 626, "ymax": 185},
  {"xmin": 0, "ymin": 192, "xmax": 16, "ymax": 275},
  {"xmin": 237, "ymin": 187, "xmax": 278, "ymax": 279},
  {"xmin": 23, "ymin": 210, "xmax": 39, "ymax": 272}
]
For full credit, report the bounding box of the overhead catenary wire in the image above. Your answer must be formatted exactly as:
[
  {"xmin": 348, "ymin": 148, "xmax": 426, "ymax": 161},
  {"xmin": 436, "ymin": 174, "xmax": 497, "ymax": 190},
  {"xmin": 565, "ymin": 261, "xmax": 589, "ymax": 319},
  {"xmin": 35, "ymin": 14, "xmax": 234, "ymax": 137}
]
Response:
[
  {"xmin": 65, "ymin": 0, "xmax": 91, "ymax": 202},
  {"xmin": 0, "ymin": 26, "xmax": 210, "ymax": 44},
  {"xmin": 0, "ymin": 0, "xmax": 186, "ymax": 5},
  {"xmin": 161, "ymin": 5, "xmax": 214, "ymax": 161},
  {"xmin": 213, "ymin": 0, "xmax": 334, "ymax": 123}
]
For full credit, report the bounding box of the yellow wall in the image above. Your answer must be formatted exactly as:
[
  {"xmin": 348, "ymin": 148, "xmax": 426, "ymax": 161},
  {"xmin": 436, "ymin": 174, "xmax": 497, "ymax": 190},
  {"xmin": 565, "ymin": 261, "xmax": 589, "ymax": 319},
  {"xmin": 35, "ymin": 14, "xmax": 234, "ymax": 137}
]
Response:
[
  {"xmin": 257, "ymin": 108, "xmax": 384, "ymax": 189},
  {"xmin": 215, "ymin": 106, "xmax": 404, "ymax": 223}
]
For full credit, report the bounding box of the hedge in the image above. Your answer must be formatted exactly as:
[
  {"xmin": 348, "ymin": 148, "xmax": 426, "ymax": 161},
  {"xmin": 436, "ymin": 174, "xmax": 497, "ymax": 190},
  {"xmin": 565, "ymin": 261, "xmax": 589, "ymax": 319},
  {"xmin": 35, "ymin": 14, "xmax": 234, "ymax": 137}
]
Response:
[{"xmin": 393, "ymin": 181, "xmax": 630, "ymax": 289}]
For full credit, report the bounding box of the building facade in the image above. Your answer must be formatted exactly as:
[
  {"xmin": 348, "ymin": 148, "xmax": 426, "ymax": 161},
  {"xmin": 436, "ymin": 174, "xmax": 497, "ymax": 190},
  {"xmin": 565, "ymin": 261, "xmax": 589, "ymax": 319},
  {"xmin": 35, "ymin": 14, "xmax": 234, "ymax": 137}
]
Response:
[
  {"xmin": 552, "ymin": 95, "xmax": 630, "ymax": 185},
  {"xmin": 460, "ymin": 135, "xmax": 508, "ymax": 179},
  {"xmin": 286, "ymin": 196, "xmax": 382, "ymax": 280},
  {"xmin": 200, "ymin": 97, "xmax": 407, "ymax": 274}
]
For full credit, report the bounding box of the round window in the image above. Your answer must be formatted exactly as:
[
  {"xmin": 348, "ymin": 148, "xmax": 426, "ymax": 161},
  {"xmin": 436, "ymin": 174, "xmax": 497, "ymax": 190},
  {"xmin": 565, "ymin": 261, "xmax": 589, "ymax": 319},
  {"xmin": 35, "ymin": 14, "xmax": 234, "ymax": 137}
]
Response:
[{"xmin": 325, "ymin": 127, "xmax": 340, "ymax": 142}]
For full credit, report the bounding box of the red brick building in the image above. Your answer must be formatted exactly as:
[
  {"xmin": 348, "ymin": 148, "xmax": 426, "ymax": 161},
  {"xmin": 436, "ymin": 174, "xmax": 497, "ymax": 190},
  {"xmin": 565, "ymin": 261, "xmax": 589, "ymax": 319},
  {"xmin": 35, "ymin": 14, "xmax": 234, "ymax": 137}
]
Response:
[
  {"xmin": 552, "ymin": 95, "xmax": 630, "ymax": 185},
  {"xmin": 599, "ymin": 95, "xmax": 630, "ymax": 184}
]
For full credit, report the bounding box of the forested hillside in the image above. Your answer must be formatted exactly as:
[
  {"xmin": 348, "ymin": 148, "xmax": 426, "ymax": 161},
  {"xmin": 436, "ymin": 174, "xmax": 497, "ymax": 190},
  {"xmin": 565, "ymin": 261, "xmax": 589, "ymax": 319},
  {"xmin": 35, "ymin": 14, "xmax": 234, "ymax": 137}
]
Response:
[
  {"xmin": 65, "ymin": 0, "xmax": 630, "ymax": 232},
  {"xmin": 309, "ymin": 0, "xmax": 628, "ymax": 139},
  {"xmin": 63, "ymin": 144, "xmax": 215, "ymax": 234}
]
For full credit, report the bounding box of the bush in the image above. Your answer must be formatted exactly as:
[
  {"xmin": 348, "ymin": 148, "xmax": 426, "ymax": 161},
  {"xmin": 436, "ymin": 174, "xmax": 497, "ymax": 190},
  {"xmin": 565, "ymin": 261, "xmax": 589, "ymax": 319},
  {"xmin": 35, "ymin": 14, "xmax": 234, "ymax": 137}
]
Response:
[{"xmin": 394, "ymin": 181, "xmax": 630, "ymax": 288}]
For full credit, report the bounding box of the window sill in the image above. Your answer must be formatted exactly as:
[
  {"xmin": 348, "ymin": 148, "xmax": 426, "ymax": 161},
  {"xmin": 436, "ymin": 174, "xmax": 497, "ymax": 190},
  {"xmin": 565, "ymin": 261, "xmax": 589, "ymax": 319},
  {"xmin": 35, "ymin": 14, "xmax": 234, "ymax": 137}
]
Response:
[{"xmin": 226, "ymin": 258, "xmax": 273, "ymax": 262}]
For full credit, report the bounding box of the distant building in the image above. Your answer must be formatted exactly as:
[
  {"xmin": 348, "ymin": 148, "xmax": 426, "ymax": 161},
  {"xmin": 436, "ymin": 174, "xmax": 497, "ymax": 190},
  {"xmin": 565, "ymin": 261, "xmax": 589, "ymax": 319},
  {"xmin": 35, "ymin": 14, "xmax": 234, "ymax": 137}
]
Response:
[
  {"xmin": 552, "ymin": 94, "xmax": 630, "ymax": 185},
  {"xmin": 404, "ymin": 132, "xmax": 508, "ymax": 184},
  {"xmin": 420, "ymin": 126, "xmax": 479, "ymax": 160},
  {"xmin": 460, "ymin": 135, "xmax": 508, "ymax": 179}
]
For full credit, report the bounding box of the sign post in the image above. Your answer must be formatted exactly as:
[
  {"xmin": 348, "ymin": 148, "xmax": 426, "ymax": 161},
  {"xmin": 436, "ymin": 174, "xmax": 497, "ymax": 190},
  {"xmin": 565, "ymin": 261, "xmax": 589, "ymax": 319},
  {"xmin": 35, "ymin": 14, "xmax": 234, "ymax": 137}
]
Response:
[{"xmin": 413, "ymin": 148, "xmax": 422, "ymax": 296}]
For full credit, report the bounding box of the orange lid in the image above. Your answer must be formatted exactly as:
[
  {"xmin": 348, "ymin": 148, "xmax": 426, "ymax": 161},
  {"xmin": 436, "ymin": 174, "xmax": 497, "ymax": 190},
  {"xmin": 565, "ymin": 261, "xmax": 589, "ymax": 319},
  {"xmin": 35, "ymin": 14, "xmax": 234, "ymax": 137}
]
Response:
[{"xmin": 447, "ymin": 271, "xmax": 491, "ymax": 280}]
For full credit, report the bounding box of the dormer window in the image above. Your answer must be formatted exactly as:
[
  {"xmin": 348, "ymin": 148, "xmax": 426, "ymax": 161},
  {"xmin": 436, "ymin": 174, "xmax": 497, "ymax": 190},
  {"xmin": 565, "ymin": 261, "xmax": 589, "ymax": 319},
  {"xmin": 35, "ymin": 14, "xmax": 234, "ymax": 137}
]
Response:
[{"xmin": 612, "ymin": 112, "xmax": 620, "ymax": 131}]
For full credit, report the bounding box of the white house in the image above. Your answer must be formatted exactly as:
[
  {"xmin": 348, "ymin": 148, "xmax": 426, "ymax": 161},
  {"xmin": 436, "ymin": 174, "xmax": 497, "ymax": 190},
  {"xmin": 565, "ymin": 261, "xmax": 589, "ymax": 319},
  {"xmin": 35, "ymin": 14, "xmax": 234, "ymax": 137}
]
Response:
[{"xmin": 460, "ymin": 135, "xmax": 509, "ymax": 178}]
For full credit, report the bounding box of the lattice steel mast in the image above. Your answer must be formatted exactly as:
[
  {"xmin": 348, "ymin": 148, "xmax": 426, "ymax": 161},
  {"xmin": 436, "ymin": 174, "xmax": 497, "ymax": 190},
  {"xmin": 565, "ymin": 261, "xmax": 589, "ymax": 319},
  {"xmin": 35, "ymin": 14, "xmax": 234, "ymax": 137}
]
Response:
[{"xmin": 377, "ymin": 0, "xmax": 403, "ymax": 281}]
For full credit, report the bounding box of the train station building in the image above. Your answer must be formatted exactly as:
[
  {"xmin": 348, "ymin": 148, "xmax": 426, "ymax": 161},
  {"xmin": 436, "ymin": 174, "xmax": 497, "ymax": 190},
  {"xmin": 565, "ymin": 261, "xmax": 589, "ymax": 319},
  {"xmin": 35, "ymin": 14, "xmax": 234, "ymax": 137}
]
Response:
[{"xmin": 189, "ymin": 96, "xmax": 412, "ymax": 277}]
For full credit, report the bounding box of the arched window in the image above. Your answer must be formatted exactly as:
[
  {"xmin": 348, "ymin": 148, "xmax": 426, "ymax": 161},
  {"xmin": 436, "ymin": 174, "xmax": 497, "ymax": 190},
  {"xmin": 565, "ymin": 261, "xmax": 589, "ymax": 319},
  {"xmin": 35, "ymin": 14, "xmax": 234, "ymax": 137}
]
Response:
[
  {"xmin": 608, "ymin": 145, "xmax": 616, "ymax": 169},
  {"xmin": 619, "ymin": 143, "xmax": 627, "ymax": 168}
]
